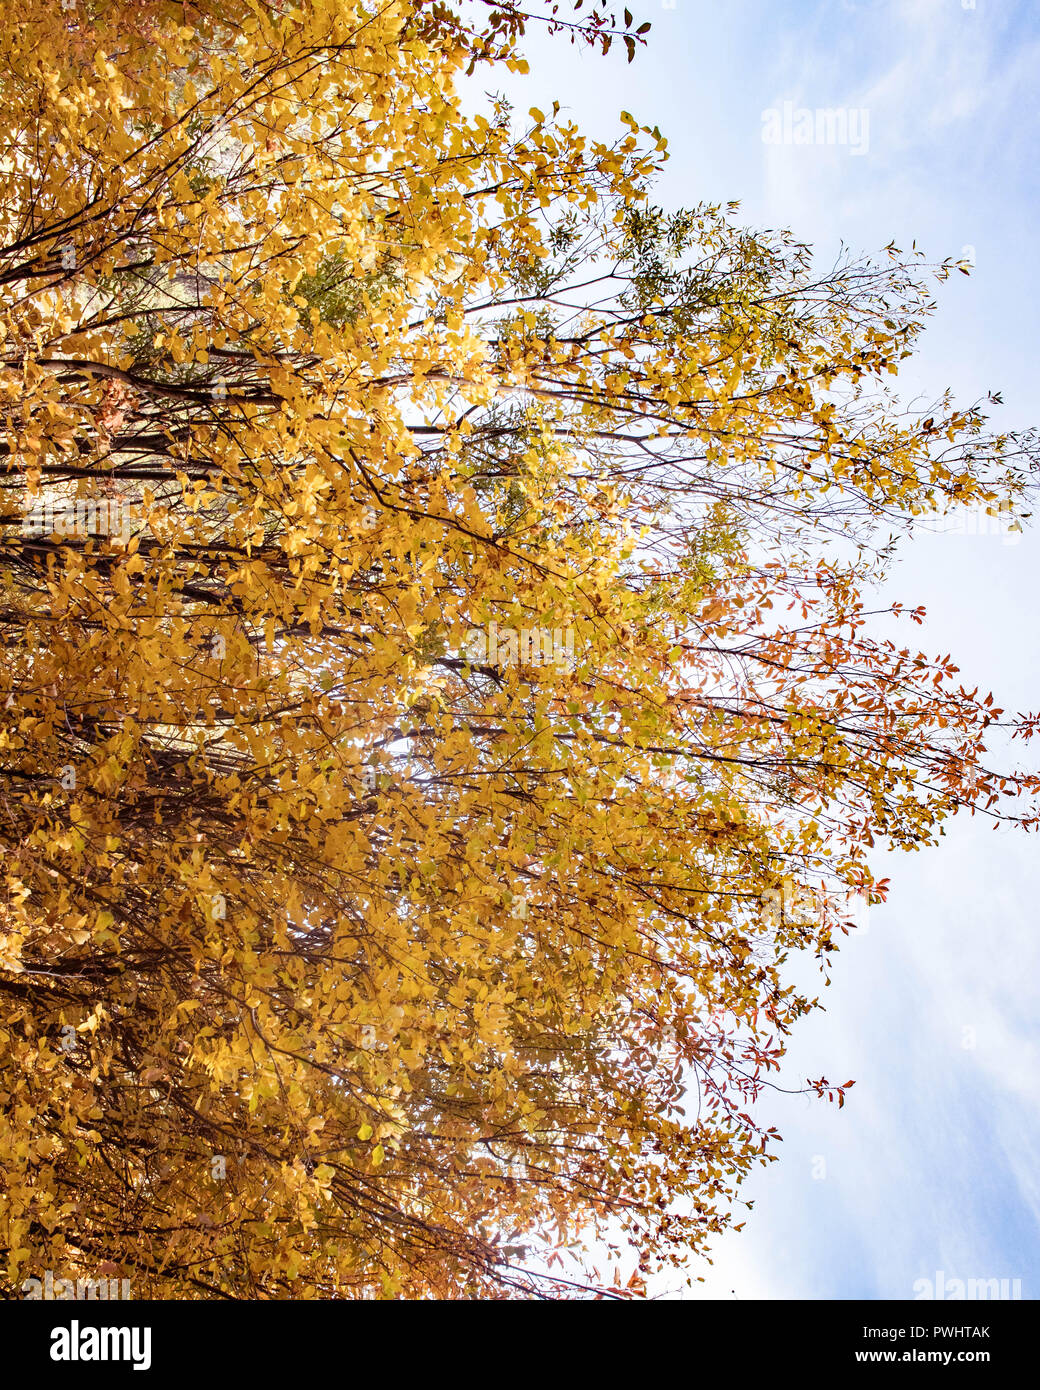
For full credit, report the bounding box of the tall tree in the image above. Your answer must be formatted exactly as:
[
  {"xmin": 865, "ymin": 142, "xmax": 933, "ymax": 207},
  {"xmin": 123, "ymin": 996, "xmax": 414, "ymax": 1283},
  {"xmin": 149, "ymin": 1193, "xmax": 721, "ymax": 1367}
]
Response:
[{"xmin": 0, "ymin": 0, "xmax": 1036, "ymax": 1297}]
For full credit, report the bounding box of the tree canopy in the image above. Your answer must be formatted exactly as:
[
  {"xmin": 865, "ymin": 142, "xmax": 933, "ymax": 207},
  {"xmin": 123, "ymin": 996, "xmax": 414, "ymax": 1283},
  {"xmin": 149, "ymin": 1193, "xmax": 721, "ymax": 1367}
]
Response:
[{"xmin": 0, "ymin": 0, "xmax": 1037, "ymax": 1298}]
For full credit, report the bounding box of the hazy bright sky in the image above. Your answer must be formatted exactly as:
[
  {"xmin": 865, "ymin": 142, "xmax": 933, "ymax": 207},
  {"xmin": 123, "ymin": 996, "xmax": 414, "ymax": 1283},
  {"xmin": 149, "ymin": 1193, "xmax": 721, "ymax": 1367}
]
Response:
[{"xmin": 473, "ymin": 0, "xmax": 1040, "ymax": 1299}]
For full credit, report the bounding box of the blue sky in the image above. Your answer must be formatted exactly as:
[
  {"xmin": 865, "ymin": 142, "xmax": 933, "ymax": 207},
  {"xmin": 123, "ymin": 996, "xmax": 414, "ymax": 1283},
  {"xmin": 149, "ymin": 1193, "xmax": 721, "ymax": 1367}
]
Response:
[{"xmin": 474, "ymin": 0, "xmax": 1040, "ymax": 1298}]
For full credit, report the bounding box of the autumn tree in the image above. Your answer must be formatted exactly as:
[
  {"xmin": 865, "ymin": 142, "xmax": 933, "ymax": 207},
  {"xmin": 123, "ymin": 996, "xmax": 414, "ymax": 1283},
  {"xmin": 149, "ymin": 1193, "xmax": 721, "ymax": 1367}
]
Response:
[{"xmin": 0, "ymin": 0, "xmax": 1036, "ymax": 1297}]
